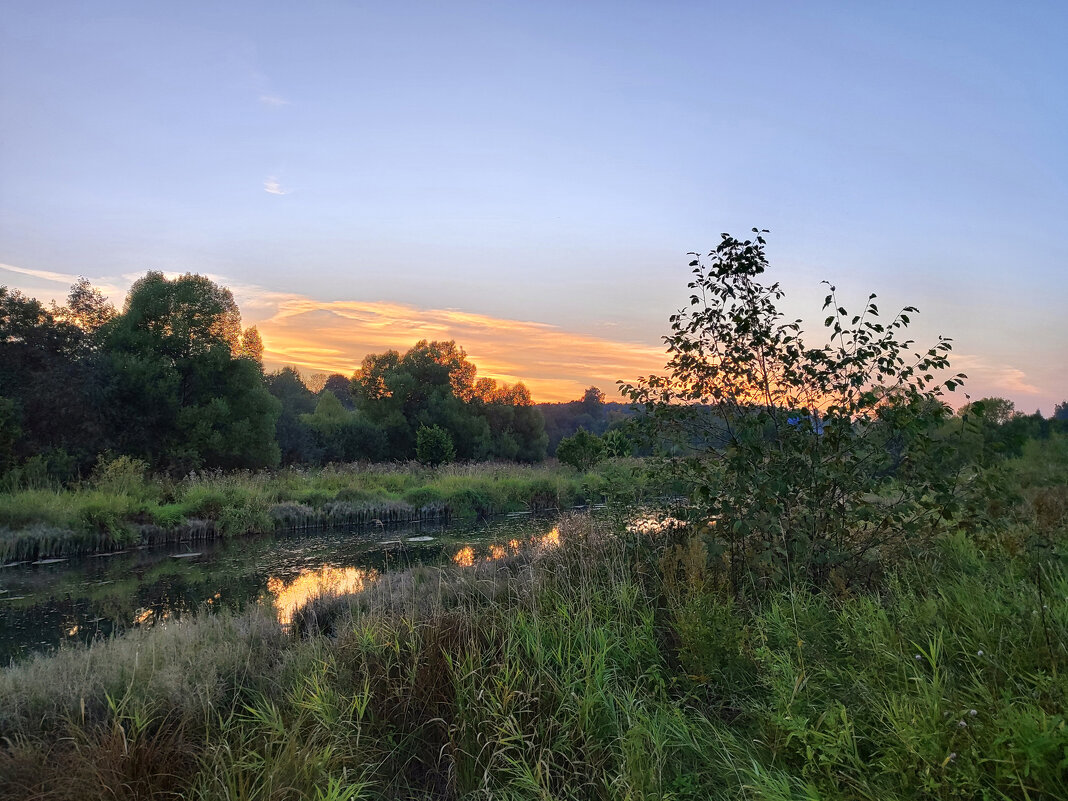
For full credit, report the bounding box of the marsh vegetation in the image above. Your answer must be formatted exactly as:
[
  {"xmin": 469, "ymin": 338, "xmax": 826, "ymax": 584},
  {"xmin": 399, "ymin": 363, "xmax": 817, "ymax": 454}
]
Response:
[{"xmin": 2, "ymin": 232, "xmax": 1067, "ymax": 799}]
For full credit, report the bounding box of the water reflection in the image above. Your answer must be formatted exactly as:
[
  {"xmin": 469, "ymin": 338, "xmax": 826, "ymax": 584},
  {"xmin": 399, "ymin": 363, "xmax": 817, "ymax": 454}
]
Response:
[
  {"xmin": 0, "ymin": 514, "xmax": 562, "ymax": 662},
  {"xmin": 266, "ymin": 566, "xmax": 378, "ymax": 625},
  {"xmin": 450, "ymin": 525, "xmax": 560, "ymax": 567},
  {"xmin": 452, "ymin": 546, "xmax": 475, "ymax": 568}
]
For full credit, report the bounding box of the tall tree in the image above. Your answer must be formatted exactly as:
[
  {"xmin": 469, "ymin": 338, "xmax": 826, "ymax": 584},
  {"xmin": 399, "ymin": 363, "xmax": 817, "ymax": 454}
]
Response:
[
  {"xmin": 104, "ymin": 272, "xmax": 279, "ymax": 470},
  {"xmin": 0, "ymin": 286, "xmax": 104, "ymax": 472},
  {"xmin": 352, "ymin": 340, "xmax": 545, "ymax": 461}
]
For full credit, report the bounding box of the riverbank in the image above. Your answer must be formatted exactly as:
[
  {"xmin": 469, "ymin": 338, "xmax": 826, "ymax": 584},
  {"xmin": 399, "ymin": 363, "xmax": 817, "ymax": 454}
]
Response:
[
  {"xmin": 0, "ymin": 459, "xmax": 664, "ymax": 562},
  {"xmin": 1, "ymin": 506, "xmax": 1065, "ymax": 800}
]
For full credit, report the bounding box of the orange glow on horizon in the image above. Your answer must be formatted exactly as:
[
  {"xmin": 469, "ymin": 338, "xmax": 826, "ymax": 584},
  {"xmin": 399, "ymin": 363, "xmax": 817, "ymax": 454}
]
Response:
[{"xmin": 241, "ymin": 294, "xmax": 667, "ymax": 403}]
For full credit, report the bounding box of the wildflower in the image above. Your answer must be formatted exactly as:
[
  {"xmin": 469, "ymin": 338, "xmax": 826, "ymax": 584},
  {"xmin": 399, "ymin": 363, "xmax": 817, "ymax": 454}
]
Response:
[
  {"xmin": 958, "ymin": 720, "xmax": 967, "ymax": 728},
  {"xmin": 969, "ymin": 709, "xmax": 977, "ymax": 717},
  {"xmin": 977, "ymin": 649, "xmax": 984, "ymax": 657},
  {"xmin": 915, "ymin": 654, "xmax": 923, "ymax": 661},
  {"xmin": 949, "ymin": 752, "xmax": 957, "ymax": 761}
]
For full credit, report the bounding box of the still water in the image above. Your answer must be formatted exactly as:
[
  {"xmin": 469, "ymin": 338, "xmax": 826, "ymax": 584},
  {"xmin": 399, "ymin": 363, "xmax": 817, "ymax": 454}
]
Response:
[{"xmin": 0, "ymin": 515, "xmax": 560, "ymax": 664}]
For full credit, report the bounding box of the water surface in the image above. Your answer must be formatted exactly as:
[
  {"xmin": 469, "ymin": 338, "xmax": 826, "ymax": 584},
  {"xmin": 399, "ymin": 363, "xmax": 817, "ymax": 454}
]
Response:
[{"xmin": 0, "ymin": 515, "xmax": 559, "ymax": 664}]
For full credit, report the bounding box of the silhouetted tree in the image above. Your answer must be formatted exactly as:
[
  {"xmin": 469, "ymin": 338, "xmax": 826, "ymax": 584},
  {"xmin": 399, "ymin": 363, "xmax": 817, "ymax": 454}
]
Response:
[{"xmin": 103, "ymin": 272, "xmax": 279, "ymax": 470}]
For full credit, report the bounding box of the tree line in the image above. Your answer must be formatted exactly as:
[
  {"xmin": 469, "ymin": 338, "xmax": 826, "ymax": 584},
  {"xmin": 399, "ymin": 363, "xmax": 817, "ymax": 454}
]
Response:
[
  {"xmin": 3, "ymin": 271, "xmax": 1064, "ymax": 486},
  {"xmin": 0, "ymin": 273, "xmax": 603, "ymax": 481}
]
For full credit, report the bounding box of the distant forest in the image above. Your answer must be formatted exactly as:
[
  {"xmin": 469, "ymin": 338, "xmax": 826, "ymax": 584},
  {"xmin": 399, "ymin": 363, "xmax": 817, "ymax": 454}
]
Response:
[{"xmin": 0, "ymin": 274, "xmax": 634, "ymax": 480}]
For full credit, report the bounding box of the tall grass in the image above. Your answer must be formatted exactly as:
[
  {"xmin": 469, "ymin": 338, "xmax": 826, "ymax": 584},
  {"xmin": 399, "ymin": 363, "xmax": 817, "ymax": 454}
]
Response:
[
  {"xmin": 2, "ymin": 495, "xmax": 1065, "ymax": 800},
  {"xmin": 0, "ymin": 459, "xmax": 664, "ymax": 561}
]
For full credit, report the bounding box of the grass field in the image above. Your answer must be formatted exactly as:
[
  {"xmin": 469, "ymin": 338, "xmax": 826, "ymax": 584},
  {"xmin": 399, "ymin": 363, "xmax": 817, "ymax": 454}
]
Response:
[
  {"xmin": 1, "ymin": 438, "xmax": 1066, "ymax": 800},
  {"xmin": 0, "ymin": 458, "xmax": 667, "ymax": 561}
]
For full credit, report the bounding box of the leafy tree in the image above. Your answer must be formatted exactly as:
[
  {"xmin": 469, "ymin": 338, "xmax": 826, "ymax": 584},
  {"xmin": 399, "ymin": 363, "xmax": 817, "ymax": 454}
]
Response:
[
  {"xmin": 238, "ymin": 326, "xmax": 264, "ymax": 363},
  {"xmin": 1054, "ymin": 401, "xmax": 1068, "ymax": 422},
  {"xmin": 117, "ymin": 271, "xmax": 243, "ymax": 358},
  {"xmin": 622, "ymin": 230, "xmax": 967, "ymax": 589},
  {"xmin": 266, "ymin": 367, "xmax": 321, "ymax": 464},
  {"xmin": 472, "ymin": 378, "xmax": 548, "ymax": 461},
  {"xmin": 104, "ymin": 272, "xmax": 279, "ymax": 470},
  {"xmin": 580, "ymin": 386, "xmax": 607, "ymax": 420},
  {"xmin": 352, "ymin": 340, "xmax": 543, "ymax": 461},
  {"xmin": 556, "ymin": 428, "xmax": 606, "ymax": 471},
  {"xmin": 601, "ymin": 428, "xmax": 634, "ymax": 458},
  {"xmin": 416, "ymin": 424, "xmax": 456, "ymax": 466},
  {"xmin": 0, "ymin": 285, "xmax": 104, "ymax": 471},
  {"xmin": 174, "ymin": 345, "xmax": 280, "ymax": 469},
  {"xmin": 299, "ymin": 391, "xmax": 387, "ymax": 463},
  {"xmin": 321, "ymin": 373, "xmax": 356, "ymax": 409},
  {"xmin": 959, "ymin": 397, "xmax": 1017, "ymax": 426},
  {"xmin": 56, "ymin": 277, "xmax": 116, "ymax": 339},
  {"xmin": 0, "ymin": 397, "xmax": 21, "ymax": 474}
]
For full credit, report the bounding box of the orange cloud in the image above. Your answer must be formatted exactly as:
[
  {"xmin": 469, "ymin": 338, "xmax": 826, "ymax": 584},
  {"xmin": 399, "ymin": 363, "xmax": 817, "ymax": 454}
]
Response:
[{"xmin": 243, "ymin": 292, "xmax": 669, "ymax": 402}]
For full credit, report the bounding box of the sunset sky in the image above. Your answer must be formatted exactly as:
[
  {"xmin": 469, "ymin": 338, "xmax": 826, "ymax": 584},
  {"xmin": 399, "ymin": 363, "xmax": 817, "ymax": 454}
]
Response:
[{"xmin": 2, "ymin": 2, "xmax": 1065, "ymax": 409}]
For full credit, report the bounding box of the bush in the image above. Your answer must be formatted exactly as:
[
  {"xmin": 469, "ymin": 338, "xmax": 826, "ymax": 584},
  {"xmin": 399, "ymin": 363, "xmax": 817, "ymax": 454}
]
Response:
[
  {"xmin": 416, "ymin": 424, "xmax": 455, "ymax": 466},
  {"xmin": 89, "ymin": 454, "xmax": 150, "ymax": 497},
  {"xmin": 556, "ymin": 427, "xmax": 605, "ymax": 470},
  {"xmin": 623, "ymin": 230, "xmax": 970, "ymax": 590}
]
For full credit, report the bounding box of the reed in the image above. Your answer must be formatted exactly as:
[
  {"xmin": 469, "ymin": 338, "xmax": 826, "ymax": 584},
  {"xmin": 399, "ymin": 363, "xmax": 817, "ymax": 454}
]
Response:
[
  {"xmin": 1, "ymin": 460, "xmax": 661, "ymax": 561},
  {"xmin": 1, "ymin": 455, "xmax": 1064, "ymax": 800}
]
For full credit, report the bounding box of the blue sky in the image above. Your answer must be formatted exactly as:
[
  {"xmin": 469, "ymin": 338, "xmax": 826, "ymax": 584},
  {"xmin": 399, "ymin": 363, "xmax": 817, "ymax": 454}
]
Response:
[{"xmin": 2, "ymin": 1, "xmax": 1065, "ymax": 407}]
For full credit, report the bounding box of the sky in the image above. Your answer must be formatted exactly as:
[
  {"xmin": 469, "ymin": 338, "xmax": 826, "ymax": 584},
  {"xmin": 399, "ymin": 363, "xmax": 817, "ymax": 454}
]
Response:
[{"xmin": 1, "ymin": 1, "xmax": 1065, "ymax": 409}]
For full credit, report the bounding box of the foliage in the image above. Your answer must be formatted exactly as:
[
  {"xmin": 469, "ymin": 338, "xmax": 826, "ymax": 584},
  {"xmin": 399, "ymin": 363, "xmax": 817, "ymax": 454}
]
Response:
[
  {"xmin": 2, "ymin": 493, "xmax": 1066, "ymax": 800},
  {"xmin": 1054, "ymin": 401, "xmax": 1068, "ymax": 422},
  {"xmin": 267, "ymin": 366, "xmax": 323, "ymax": 465},
  {"xmin": 238, "ymin": 325, "xmax": 264, "ymax": 363},
  {"xmin": 538, "ymin": 386, "xmax": 640, "ymax": 454},
  {"xmin": 416, "ymin": 424, "xmax": 456, "ymax": 466},
  {"xmin": 600, "ymin": 427, "xmax": 634, "ymax": 458},
  {"xmin": 622, "ymin": 230, "xmax": 968, "ymax": 589},
  {"xmin": 352, "ymin": 339, "xmax": 547, "ymax": 462},
  {"xmin": 0, "ymin": 397, "xmax": 20, "ymax": 474},
  {"xmin": 56, "ymin": 276, "xmax": 116, "ymax": 337},
  {"xmin": 302, "ymin": 392, "xmax": 388, "ymax": 463},
  {"xmin": 0, "ymin": 285, "xmax": 104, "ymax": 473},
  {"xmin": 103, "ymin": 272, "xmax": 281, "ymax": 470},
  {"xmin": 556, "ymin": 427, "xmax": 606, "ymax": 470}
]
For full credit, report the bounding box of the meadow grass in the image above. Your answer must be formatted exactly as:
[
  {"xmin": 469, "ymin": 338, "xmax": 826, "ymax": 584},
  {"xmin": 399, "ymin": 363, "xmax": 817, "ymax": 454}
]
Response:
[
  {"xmin": 0, "ymin": 460, "xmax": 661, "ymax": 561},
  {"xmin": 1, "ymin": 482, "xmax": 1065, "ymax": 800}
]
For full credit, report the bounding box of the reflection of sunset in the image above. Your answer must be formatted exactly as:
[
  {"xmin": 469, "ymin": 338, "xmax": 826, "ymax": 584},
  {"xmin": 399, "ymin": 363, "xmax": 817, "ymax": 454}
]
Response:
[
  {"xmin": 134, "ymin": 608, "xmax": 154, "ymax": 625},
  {"xmin": 267, "ymin": 566, "xmax": 378, "ymax": 625},
  {"xmin": 451, "ymin": 526, "xmax": 561, "ymax": 568},
  {"xmin": 452, "ymin": 546, "xmax": 475, "ymax": 568},
  {"xmin": 536, "ymin": 527, "xmax": 560, "ymax": 549}
]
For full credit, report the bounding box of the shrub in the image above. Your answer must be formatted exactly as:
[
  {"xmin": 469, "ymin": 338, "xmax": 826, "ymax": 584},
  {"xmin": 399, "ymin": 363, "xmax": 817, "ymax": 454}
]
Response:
[
  {"xmin": 416, "ymin": 424, "xmax": 455, "ymax": 466},
  {"xmin": 89, "ymin": 454, "xmax": 150, "ymax": 497},
  {"xmin": 556, "ymin": 428, "xmax": 605, "ymax": 470},
  {"xmin": 623, "ymin": 230, "xmax": 970, "ymax": 590}
]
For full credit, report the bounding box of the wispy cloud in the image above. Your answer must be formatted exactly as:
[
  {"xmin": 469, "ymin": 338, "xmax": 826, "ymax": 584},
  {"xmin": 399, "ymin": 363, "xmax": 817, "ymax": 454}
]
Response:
[
  {"xmin": 1, "ymin": 262, "xmax": 80, "ymax": 285},
  {"xmin": 263, "ymin": 177, "xmax": 288, "ymax": 195},
  {"xmin": 259, "ymin": 93, "xmax": 288, "ymax": 107},
  {"xmin": 0, "ymin": 262, "xmax": 124, "ymax": 299},
  {"xmin": 947, "ymin": 354, "xmax": 1042, "ymax": 401},
  {"xmin": 241, "ymin": 294, "xmax": 668, "ymax": 402}
]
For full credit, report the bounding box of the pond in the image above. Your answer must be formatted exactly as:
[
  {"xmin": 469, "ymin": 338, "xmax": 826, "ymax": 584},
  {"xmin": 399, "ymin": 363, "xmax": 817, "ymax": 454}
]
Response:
[{"xmin": 0, "ymin": 514, "xmax": 562, "ymax": 664}]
